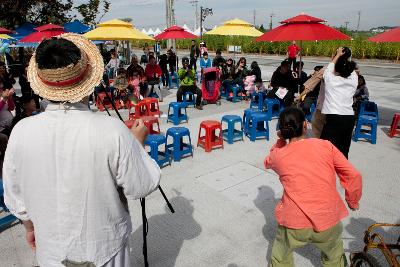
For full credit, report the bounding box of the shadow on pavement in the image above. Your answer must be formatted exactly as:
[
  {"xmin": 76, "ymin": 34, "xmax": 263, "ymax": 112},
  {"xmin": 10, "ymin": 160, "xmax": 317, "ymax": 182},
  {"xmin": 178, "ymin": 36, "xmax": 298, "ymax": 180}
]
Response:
[
  {"xmin": 378, "ymin": 106, "xmax": 400, "ymax": 126},
  {"xmin": 254, "ymin": 185, "xmax": 320, "ymax": 266},
  {"xmin": 130, "ymin": 195, "xmax": 202, "ymax": 267}
]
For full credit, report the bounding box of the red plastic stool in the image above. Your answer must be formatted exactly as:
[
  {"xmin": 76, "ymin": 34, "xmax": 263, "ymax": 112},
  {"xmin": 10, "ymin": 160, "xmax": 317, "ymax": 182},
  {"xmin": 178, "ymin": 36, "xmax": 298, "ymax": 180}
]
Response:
[
  {"xmin": 129, "ymin": 101, "xmax": 149, "ymax": 120},
  {"xmin": 96, "ymin": 92, "xmax": 121, "ymax": 112},
  {"xmin": 197, "ymin": 120, "xmax": 224, "ymax": 152},
  {"xmin": 124, "ymin": 116, "xmax": 160, "ymax": 134},
  {"xmin": 143, "ymin": 98, "xmax": 160, "ymax": 117},
  {"xmin": 389, "ymin": 113, "xmax": 400, "ymax": 138},
  {"xmin": 141, "ymin": 116, "xmax": 161, "ymax": 134}
]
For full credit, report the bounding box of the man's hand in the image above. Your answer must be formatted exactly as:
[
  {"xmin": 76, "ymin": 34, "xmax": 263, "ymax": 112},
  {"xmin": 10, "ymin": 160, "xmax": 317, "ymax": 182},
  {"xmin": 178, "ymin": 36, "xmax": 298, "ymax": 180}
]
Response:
[
  {"xmin": 336, "ymin": 47, "xmax": 345, "ymax": 57},
  {"xmin": 26, "ymin": 230, "xmax": 36, "ymax": 251},
  {"xmin": 130, "ymin": 119, "xmax": 148, "ymax": 146}
]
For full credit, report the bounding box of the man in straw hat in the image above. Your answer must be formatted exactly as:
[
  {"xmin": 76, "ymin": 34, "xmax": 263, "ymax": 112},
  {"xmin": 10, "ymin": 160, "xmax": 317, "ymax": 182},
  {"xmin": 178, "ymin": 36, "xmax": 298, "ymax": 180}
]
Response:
[{"xmin": 2, "ymin": 33, "xmax": 161, "ymax": 266}]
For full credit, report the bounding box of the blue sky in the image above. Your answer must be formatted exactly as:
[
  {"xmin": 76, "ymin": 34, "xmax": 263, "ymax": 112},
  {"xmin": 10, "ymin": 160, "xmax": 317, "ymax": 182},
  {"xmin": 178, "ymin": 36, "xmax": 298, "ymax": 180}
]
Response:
[{"xmin": 74, "ymin": 0, "xmax": 399, "ymax": 30}]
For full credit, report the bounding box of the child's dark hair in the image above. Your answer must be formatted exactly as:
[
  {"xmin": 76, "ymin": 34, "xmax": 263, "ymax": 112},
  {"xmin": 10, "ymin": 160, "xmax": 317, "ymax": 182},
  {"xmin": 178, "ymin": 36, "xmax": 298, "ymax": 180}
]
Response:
[
  {"xmin": 335, "ymin": 47, "xmax": 356, "ymax": 78},
  {"xmin": 35, "ymin": 38, "xmax": 81, "ymax": 70},
  {"xmin": 278, "ymin": 107, "xmax": 306, "ymax": 139},
  {"xmin": 117, "ymin": 68, "xmax": 126, "ymax": 76},
  {"xmin": 148, "ymin": 55, "xmax": 156, "ymax": 61},
  {"xmin": 203, "ymin": 52, "xmax": 208, "ymax": 56},
  {"xmin": 255, "ymin": 77, "xmax": 263, "ymax": 83},
  {"xmin": 250, "ymin": 61, "xmax": 259, "ymax": 69},
  {"xmin": 358, "ymin": 75, "xmax": 366, "ymax": 87}
]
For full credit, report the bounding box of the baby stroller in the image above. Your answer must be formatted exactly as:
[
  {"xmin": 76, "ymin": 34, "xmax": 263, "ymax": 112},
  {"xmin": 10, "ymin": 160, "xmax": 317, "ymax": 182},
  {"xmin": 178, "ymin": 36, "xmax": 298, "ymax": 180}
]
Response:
[{"xmin": 201, "ymin": 67, "xmax": 221, "ymax": 105}]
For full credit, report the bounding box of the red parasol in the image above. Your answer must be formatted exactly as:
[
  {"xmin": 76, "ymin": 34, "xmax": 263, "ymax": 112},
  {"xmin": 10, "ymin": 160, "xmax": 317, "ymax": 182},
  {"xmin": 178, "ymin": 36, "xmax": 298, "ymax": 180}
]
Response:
[
  {"xmin": 368, "ymin": 27, "xmax": 400, "ymax": 43},
  {"xmin": 255, "ymin": 13, "xmax": 351, "ymax": 93},
  {"xmin": 19, "ymin": 24, "xmax": 65, "ymax": 43},
  {"xmin": 256, "ymin": 14, "xmax": 351, "ymax": 42},
  {"xmin": 155, "ymin": 25, "xmax": 197, "ymax": 40},
  {"xmin": 0, "ymin": 27, "xmax": 13, "ymax": 34},
  {"xmin": 34, "ymin": 23, "xmax": 64, "ymax": 32}
]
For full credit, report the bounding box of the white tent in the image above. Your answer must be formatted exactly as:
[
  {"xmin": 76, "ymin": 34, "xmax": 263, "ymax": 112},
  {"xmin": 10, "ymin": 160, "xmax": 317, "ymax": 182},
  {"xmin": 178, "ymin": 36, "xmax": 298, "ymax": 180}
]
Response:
[
  {"xmin": 183, "ymin": 24, "xmax": 194, "ymax": 34},
  {"xmin": 147, "ymin": 28, "xmax": 154, "ymax": 36},
  {"xmin": 141, "ymin": 28, "xmax": 148, "ymax": 34},
  {"xmin": 154, "ymin": 28, "xmax": 162, "ymax": 35},
  {"xmin": 193, "ymin": 27, "xmax": 207, "ymax": 36}
]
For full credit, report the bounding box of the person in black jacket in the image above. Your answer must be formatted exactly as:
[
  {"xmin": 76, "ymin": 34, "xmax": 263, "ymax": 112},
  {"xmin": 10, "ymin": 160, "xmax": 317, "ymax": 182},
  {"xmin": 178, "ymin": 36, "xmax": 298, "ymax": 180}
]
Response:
[
  {"xmin": 267, "ymin": 59, "xmax": 297, "ymax": 107},
  {"xmin": 189, "ymin": 40, "xmax": 200, "ymax": 71},
  {"xmin": 158, "ymin": 54, "xmax": 169, "ymax": 88},
  {"xmin": 250, "ymin": 61, "xmax": 262, "ymax": 80}
]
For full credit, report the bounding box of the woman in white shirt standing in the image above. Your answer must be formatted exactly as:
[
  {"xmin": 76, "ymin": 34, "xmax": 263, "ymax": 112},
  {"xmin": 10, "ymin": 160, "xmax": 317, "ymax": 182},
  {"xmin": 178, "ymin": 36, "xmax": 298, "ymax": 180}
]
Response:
[{"xmin": 320, "ymin": 47, "xmax": 357, "ymax": 159}]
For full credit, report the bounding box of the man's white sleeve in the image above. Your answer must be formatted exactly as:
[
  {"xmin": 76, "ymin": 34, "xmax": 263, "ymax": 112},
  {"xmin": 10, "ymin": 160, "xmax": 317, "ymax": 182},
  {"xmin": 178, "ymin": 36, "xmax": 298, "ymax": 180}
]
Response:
[
  {"xmin": 115, "ymin": 130, "xmax": 161, "ymax": 200},
  {"xmin": 3, "ymin": 133, "xmax": 30, "ymax": 221}
]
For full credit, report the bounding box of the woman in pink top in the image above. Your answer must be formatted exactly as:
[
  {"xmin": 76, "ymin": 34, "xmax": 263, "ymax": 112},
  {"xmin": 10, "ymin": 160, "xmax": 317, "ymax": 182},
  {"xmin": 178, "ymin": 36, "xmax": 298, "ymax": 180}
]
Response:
[{"xmin": 264, "ymin": 107, "xmax": 362, "ymax": 267}]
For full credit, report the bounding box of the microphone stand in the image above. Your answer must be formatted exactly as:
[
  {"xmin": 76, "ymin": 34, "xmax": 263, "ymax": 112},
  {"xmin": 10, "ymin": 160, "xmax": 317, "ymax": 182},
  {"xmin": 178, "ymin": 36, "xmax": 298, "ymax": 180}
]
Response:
[{"xmin": 96, "ymin": 87, "xmax": 175, "ymax": 267}]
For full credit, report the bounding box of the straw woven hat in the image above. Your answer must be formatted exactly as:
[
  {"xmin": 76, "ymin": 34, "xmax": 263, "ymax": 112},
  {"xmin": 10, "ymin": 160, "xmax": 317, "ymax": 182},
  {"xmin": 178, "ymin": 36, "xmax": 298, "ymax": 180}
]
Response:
[{"xmin": 27, "ymin": 33, "xmax": 104, "ymax": 103}]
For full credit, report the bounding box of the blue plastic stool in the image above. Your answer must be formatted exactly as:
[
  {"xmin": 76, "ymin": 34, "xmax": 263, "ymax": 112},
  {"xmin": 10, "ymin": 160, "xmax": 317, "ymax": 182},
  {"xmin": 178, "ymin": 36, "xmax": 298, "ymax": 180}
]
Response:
[
  {"xmin": 243, "ymin": 108, "xmax": 260, "ymax": 134},
  {"xmin": 183, "ymin": 92, "xmax": 196, "ymax": 108},
  {"xmin": 359, "ymin": 101, "xmax": 378, "ymax": 118},
  {"xmin": 352, "ymin": 115, "xmax": 378, "ymax": 144},
  {"xmin": 250, "ymin": 92, "xmax": 265, "ymax": 110},
  {"xmin": 264, "ymin": 98, "xmax": 282, "ymax": 120},
  {"xmin": 167, "ymin": 102, "xmax": 188, "ymax": 125},
  {"xmin": 231, "ymin": 85, "xmax": 244, "ymax": 102},
  {"xmin": 166, "ymin": 127, "xmax": 193, "ymax": 162},
  {"xmin": 0, "ymin": 180, "xmax": 18, "ymax": 230},
  {"xmin": 306, "ymin": 103, "xmax": 316, "ymax": 123},
  {"xmin": 169, "ymin": 72, "xmax": 180, "ymax": 89},
  {"xmin": 220, "ymin": 85, "xmax": 228, "ymax": 99},
  {"xmin": 221, "ymin": 115, "xmax": 244, "ymax": 144},
  {"xmin": 246, "ymin": 112, "xmax": 270, "ymax": 142},
  {"xmin": 144, "ymin": 134, "xmax": 171, "ymax": 168}
]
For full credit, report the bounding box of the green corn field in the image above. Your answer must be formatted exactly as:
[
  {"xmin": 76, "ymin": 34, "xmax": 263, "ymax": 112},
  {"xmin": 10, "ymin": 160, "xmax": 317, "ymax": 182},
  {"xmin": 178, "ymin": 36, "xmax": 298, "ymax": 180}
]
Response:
[{"xmin": 133, "ymin": 35, "xmax": 400, "ymax": 61}]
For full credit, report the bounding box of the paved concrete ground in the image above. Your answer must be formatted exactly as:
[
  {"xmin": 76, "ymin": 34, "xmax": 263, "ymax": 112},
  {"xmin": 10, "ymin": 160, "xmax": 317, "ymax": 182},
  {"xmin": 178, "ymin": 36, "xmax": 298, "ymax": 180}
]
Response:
[{"xmin": 1, "ymin": 56, "xmax": 399, "ymax": 267}]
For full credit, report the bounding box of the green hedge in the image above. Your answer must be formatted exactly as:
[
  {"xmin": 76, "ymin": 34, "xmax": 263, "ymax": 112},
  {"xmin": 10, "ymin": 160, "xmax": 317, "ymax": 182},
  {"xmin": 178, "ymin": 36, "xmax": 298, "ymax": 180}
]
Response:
[{"xmin": 132, "ymin": 36, "xmax": 400, "ymax": 61}]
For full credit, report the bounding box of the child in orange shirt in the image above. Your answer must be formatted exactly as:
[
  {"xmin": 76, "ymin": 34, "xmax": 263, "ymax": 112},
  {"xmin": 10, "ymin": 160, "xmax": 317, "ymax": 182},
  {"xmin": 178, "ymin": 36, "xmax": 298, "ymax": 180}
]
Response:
[{"xmin": 264, "ymin": 107, "xmax": 362, "ymax": 266}]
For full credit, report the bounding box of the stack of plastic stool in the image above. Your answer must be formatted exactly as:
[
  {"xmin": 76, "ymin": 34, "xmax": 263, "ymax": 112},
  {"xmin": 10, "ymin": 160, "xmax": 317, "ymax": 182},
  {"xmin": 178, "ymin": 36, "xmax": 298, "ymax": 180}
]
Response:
[
  {"xmin": 389, "ymin": 113, "xmax": 400, "ymax": 138},
  {"xmin": 144, "ymin": 134, "xmax": 171, "ymax": 167},
  {"xmin": 250, "ymin": 92, "xmax": 265, "ymax": 110},
  {"xmin": 221, "ymin": 115, "xmax": 243, "ymax": 144},
  {"xmin": 246, "ymin": 112, "xmax": 270, "ymax": 141},
  {"xmin": 129, "ymin": 101, "xmax": 149, "ymax": 120},
  {"xmin": 183, "ymin": 92, "xmax": 196, "ymax": 108},
  {"xmin": 264, "ymin": 98, "xmax": 281, "ymax": 120},
  {"xmin": 197, "ymin": 120, "xmax": 224, "ymax": 152},
  {"xmin": 141, "ymin": 116, "xmax": 161, "ymax": 134},
  {"xmin": 352, "ymin": 115, "xmax": 378, "ymax": 144},
  {"xmin": 143, "ymin": 98, "xmax": 161, "ymax": 117},
  {"xmin": 167, "ymin": 102, "xmax": 188, "ymax": 125},
  {"xmin": 243, "ymin": 108, "xmax": 260, "ymax": 134},
  {"xmin": 169, "ymin": 72, "xmax": 180, "ymax": 88},
  {"xmin": 166, "ymin": 127, "xmax": 193, "ymax": 162}
]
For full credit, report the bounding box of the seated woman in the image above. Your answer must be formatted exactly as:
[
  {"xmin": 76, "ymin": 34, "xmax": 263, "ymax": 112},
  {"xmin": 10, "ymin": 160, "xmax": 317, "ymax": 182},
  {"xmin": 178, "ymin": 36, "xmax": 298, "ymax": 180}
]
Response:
[
  {"xmin": 265, "ymin": 107, "xmax": 362, "ymax": 267},
  {"xmin": 144, "ymin": 55, "xmax": 163, "ymax": 101},
  {"xmin": 267, "ymin": 59, "xmax": 297, "ymax": 107},
  {"xmin": 221, "ymin": 58, "xmax": 235, "ymax": 90},
  {"xmin": 353, "ymin": 75, "xmax": 369, "ymax": 114}
]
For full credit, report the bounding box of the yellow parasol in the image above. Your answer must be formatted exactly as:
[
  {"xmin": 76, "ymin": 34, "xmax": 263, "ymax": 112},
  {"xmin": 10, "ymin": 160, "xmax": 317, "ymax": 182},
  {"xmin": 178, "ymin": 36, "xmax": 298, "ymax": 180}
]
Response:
[
  {"xmin": 0, "ymin": 34, "xmax": 13, "ymax": 40},
  {"xmin": 84, "ymin": 19, "xmax": 154, "ymax": 41},
  {"xmin": 205, "ymin": 19, "xmax": 263, "ymax": 37}
]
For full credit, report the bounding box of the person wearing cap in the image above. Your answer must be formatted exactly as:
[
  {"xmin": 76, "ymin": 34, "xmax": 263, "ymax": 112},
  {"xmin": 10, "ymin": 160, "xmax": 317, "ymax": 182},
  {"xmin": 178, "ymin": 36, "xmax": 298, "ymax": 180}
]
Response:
[
  {"xmin": 2, "ymin": 33, "xmax": 161, "ymax": 267},
  {"xmin": 177, "ymin": 57, "xmax": 203, "ymax": 110}
]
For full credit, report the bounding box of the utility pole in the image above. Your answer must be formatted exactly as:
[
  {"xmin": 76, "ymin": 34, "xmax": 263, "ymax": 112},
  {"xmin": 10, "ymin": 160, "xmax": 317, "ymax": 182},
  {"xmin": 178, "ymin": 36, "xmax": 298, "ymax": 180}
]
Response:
[
  {"xmin": 356, "ymin": 10, "xmax": 361, "ymax": 33},
  {"xmin": 200, "ymin": 6, "xmax": 213, "ymax": 39},
  {"xmin": 269, "ymin": 12, "xmax": 275, "ymax": 30},
  {"xmin": 190, "ymin": 0, "xmax": 199, "ymax": 30},
  {"xmin": 344, "ymin": 21, "xmax": 349, "ymax": 31},
  {"xmin": 253, "ymin": 9, "xmax": 256, "ymax": 26}
]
